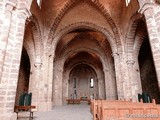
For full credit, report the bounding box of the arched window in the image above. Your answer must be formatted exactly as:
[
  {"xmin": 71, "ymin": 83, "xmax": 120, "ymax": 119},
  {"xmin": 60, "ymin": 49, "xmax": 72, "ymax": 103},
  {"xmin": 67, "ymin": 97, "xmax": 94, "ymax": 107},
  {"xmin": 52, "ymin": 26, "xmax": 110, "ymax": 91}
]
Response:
[
  {"xmin": 90, "ymin": 77, "xmax": 94, "ymax": 88},
  {"xmin": 74, "ymin": 78, "xmax": 76, "ymax": 88},
  {"xmin": 37, "ymin": 0, "xmax": 42, "ymax": 8},
  {"xmin": 126, "ymin": 0, "xmax": 131, "ymax": 6}
]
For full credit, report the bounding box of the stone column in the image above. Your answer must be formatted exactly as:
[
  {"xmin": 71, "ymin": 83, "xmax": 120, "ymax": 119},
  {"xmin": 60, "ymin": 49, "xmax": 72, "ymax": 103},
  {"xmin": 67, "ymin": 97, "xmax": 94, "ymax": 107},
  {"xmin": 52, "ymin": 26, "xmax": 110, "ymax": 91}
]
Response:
[
  {"xmin": 126, "ymin": 60, "xmax": 135, "ymax": 100},
  {"xmin": 29, "ymin": 53, "xmax": 53, "ymax": 111},
  {"xmin": 62, "ymin": 70, "xmax": 69, "ymax": 105},
  {"xmin": 0, "ymin": 2, "xmax": 31, "ymax": 120},
  {"xmin": 47, "ymin": 54, "xmax": 54, "ymax": 109},
  {"xmin": 104, "ymin": 68, "xmax": 117, "ymax": 100},
  {"xmin": 139, "ymin": 2, "xmax": 160, "ymax": 90},
  {"xmin": 0, "ymin": 4, "xmax": 15, "ymax": 118},
  {"xmin": 30, "ymin": 62, "xmax": 43, "ymax": 111},
  {"xmin": 53, "ymin": 60, "xmax": 63, "ymax": 106},
  {"xmin": 97, "ymin": 76, "xmax": 105, "ymax": 99},
  {"xmin": 0, "ymin": 1, "xmax": 16, "ymax": 80},
  {"xmin": 133, "ymin": 51, "xmax": 142, "ymax": 94},
  {"xmin": 112, "ymin": 52, "xmax": 124, "ymax": 99},
  {"xmin": 126, "ymin": 51, "xmax": 142, "ymax": 101}
]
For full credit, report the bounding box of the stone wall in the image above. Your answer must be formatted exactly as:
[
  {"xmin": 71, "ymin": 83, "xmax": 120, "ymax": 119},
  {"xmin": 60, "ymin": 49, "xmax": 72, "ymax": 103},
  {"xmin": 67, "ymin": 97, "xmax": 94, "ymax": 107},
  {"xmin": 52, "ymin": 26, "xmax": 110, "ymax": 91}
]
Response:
[{"xmin": 0, "ymin": 0, "xmax": 160, "ymax": 120}]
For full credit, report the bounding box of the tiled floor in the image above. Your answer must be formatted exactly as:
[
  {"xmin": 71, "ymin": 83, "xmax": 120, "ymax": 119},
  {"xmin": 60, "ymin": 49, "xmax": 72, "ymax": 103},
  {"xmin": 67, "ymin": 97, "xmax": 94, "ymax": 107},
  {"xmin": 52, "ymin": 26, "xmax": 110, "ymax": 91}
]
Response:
[{"xmin": 17, "ymin": 103, "xmax": 93, "ymax": 120}]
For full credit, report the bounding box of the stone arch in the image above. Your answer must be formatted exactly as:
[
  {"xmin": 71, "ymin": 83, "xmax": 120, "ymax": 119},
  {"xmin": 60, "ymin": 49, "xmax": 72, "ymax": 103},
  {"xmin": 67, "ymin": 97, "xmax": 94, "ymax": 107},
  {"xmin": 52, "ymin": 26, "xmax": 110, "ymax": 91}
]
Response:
[
  {"xmin": 133, "ymin": 30, "xmax": 148, "ymax": 57},
  {"xmin": 66, "ymin": 62, "xmax": 101, "ymax": 100},
  {"xmin": 62, "ymin": 47, "xmax": 107, "ymax": 70},
  {"xmin": 29, "ymin": 14, "xmax": 42, "ymax": 62},
  {"xmin": 61, "ymin": 50, "xmax": 107, "ymax": 101},
  {"xmin": 59, "ymin": 32, "xmax": 106, "ymax": 59},
  {"xmin": 50, "ymin": 22, "xmax": 117, "ymax": 56},
  {"xmin": 69, "ymin": 62, "xmax": 98, "ymax": 75},
  {"xmin": 48, "ymin": 0, "xmax": 121, "ymax": 50},
  {"xmin": 23, "ymin": 23, "xmax": 36, "ymax": 65},
  {"xmin": 126, "ymin": 13, "xmax": 144, "ymax": 49},
  {"xmin": 126, "ymin": 13, "xmax": 145, "ymax": 60},
  {"xmin": 61, "ymin": 48, "xmax": 115, "ymax": 99}
]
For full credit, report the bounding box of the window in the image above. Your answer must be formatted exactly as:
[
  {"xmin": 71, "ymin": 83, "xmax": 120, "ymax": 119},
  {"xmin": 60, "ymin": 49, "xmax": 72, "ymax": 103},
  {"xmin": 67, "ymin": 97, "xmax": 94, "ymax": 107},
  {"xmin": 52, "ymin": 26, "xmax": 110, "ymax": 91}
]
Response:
[
  {"xmin": 37, "ymin": 0, "xmax": 42, "ymax": 8},
  {"xmin": 74, "ymin": 78, "xmax": 76, "ymax": 88},
  {"xmin": 126, "ymin": 0, "xmax": 131, "ymax": 6},
  {"xmin": 90, "ymin": 78, "xmax": 94, "ymax": 88}
]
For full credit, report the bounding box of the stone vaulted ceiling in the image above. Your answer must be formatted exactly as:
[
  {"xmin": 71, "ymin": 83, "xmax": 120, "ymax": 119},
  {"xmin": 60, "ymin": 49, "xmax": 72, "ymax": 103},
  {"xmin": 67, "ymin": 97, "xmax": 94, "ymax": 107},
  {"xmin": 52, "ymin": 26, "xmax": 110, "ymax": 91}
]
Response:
[
  {"xmin": 28, "ymin": 0, "xmax": 126, "ymax": 73},
  {"xmin": 42, "ymin": 0, "xmax": 124, "ymax": 29}
]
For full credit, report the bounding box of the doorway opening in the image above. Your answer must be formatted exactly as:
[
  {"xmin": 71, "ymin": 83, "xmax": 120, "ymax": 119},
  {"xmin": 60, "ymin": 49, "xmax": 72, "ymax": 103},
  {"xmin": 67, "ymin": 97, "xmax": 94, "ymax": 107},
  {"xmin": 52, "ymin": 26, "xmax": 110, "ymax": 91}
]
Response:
[
  {"xmin": 138, "ymin": 37, "xmax": 160, "ymax": 103},
  {"xmin": 15, "ymin": 48, "xmax": 30, "ymax": 105}
]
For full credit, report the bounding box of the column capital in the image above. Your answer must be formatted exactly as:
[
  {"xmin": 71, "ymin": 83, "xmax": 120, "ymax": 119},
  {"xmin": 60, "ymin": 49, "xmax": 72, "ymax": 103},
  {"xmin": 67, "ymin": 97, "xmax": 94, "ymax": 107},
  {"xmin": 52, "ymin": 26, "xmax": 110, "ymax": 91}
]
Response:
[
  {"xmin": 48, "ymin": 54, "xmax": 54, "ymax": 58},
  {"xmin": 103, "ymin": 68, "xmax": 109, "ymax": 72},
  {"xmin": 34, "ymin": 62, "xmax": 43, "ymax": 69},
  {"xmin": 126, "ymin": 60, "xmax": 135, "ymax": 65},
  {"xmin": 111, "ymin": 52, "xmax": 119, "ymax": 57},
  {"xmin": 5, "ymin": 3, "xmax": 14, "ymax": 13},
  {"xmin": 5, "ymin": 0, "xmax": 17, "ymax": 11}
]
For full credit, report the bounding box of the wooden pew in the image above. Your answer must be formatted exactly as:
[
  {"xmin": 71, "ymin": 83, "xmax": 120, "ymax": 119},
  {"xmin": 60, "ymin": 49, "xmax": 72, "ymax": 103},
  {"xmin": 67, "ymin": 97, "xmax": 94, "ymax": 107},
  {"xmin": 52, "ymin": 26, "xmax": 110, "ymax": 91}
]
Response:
[
  {"xmin": 66, "ymin": 99, "xmax": 81, "ymax": 104},
  {"xmin": 91, "ymin": 99, "xmax": 160, "ymax": 120},
  {"xmin": 90, "ymin": 99, "xmax": 103, "ymax": 120},
  {"xmin": 100, "ymin": 99, "xmax": 160, "ymax": 120},
  {"xmin": 14, "ymin": 105, "xmax": 36, "ymax": 120}
]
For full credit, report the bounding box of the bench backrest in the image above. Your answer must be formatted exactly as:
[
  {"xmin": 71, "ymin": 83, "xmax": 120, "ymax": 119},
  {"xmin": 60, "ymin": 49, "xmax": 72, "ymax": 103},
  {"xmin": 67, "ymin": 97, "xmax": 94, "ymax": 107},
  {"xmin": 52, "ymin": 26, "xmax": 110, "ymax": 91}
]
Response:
[
  {"xmin": 101, "ymin": 100, "xmax": 160, "ymax": 120},
  {"xmin": 19, "ymin": 93, "xmax": 32, "ymax": 106}
]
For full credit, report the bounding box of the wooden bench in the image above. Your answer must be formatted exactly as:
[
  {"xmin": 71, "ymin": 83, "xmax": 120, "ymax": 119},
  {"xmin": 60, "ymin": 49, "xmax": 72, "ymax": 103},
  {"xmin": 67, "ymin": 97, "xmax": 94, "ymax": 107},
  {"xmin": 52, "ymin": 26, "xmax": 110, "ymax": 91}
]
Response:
[
  {"xmin": 91, "ymin": 99, "xmax": 160, "ymax": 120},
  {"xmin": 80, "ymin": 97, "xmax": 91, "ymax": 104},
  {"xmin": 66, "ymin": 99, "xmax": 81, "ymax": 104},
  {"xmin": 14, "ymin": 105, "xmax": 36, "ymax": 120}
]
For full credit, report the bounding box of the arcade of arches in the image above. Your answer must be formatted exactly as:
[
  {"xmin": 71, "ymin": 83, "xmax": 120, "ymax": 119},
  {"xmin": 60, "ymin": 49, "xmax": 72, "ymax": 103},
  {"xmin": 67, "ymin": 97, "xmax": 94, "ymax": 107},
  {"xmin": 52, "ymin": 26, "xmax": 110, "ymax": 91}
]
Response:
[{"xmin": 0, "ymin": 0, "xmax": 160, "ymax": 119}]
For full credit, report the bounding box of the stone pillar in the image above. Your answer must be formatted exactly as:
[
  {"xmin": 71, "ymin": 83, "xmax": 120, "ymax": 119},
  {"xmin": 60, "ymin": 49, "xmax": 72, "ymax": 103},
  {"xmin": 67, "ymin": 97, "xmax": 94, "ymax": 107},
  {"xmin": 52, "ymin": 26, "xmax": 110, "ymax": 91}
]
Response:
[
  {"xmin": 104, "ymin": 68, "xmax": 117, "ymax": 100},
  {"xmin": 126, "ymin": 50, "xmax": 142, "ymax": 101},
  {"xmin": 0, "ymin": 1, "xmax": 16, "ymax": 80},
  {"xmin": 133, "ymin": 51, "xmax": 142, "ymax": 94},
  {"xmin": 30, "ymin": 62, "xmax": 43, "ymax": 111},
  {"xmin": 47, "ymin": 54, "xmax": 54, "ymax": 109},
  {"xmin": 0, "ymin": 4, "xmax": 15, "ymax": 118},
  {"xmin": 0, "ymin": 1, "xmax": 31, "ymax": 120},
  {"xmin": 53, "ymin": 60, "xmax": 63, "ymax": 106},
  {"xmin": 126, "ymin": 60, "xmax": 135, "ymax": 100},
  {"xmin": 62, "ymin": 70, "xmax": 69, "ymax": 105},
  {"xmin": 29, "ymin": 53, "xmax": 53, "ymax": 111},
  {"xmin": 112, "ymin": 52, "xmax": 124, "ymax": 99},
  {"xmin": 139, "ymin": 2, "xmax": 160, "ymax": 90},
  {"xmin": 97, "ymin": 76, "xmax": 105, "ymax": 99}
]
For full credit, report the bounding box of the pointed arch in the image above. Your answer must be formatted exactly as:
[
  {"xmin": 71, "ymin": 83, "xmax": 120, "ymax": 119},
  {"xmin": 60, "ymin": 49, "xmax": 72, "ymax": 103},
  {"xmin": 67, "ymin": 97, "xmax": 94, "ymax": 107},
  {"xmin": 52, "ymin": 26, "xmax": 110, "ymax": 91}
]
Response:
[
  {"xmin": 29, "ymin": 14, "xmax": 42, "ymax": 62},
  {"xmin": 50, "ymin": 22, "xmax": 117, "ymax": 55},
  {"xmin": 126, "ymin": 13, "xmax": 144, "ymax": 60},
  {"xmin": 48, "ymin": 0, "xmax": 121, "ymax": 50}
]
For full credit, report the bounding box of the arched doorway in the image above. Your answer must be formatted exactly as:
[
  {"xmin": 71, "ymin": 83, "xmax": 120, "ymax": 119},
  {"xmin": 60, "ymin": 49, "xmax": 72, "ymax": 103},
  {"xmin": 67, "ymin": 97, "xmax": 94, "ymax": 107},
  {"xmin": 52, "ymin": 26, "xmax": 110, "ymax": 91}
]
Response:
[
  {"xmin": 68, "ymin": 64, "xmax": 99, "ymax": 100},
  {"xmin": 138, "ymin": 37, "xmax": 160, "ymax": 103},
  {"xmin": 53, "ymin": 28, "xmax": 117, "ymax": 106},
  {"xmin": 15, "ymin": 48, "xmax": 30, "ymax": 105},
  {"xmin": 62, "ymin": 51, "xmax": 106, "ymax": 104}
]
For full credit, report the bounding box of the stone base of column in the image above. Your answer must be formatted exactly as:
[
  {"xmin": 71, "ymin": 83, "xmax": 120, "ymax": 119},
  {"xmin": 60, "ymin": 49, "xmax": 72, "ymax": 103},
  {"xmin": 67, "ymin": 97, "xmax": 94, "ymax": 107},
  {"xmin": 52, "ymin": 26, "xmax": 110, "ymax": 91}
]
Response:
[
  {"xmin": 32, "ymin": 102, "xmax": 52, "ymax": 111},
  {"xmin": 0, "ymin": 113, "xmax": 17, "ymax": 120},
  {"xmin": 106, "ymin": 95, "xmax": 118, "ymax": 100},
  {"xmin": 53, "ymin": 98, "xmax": 63, "ymax": 106}
]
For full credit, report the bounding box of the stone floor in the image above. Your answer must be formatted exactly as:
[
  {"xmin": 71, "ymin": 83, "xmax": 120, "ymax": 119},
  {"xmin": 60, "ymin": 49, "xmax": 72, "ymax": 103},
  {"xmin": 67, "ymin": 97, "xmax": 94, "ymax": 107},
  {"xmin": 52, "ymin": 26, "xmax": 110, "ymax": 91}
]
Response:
[{"xmin": 17, "ymin": 102, "xmax": 93, "ymax": 120}]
